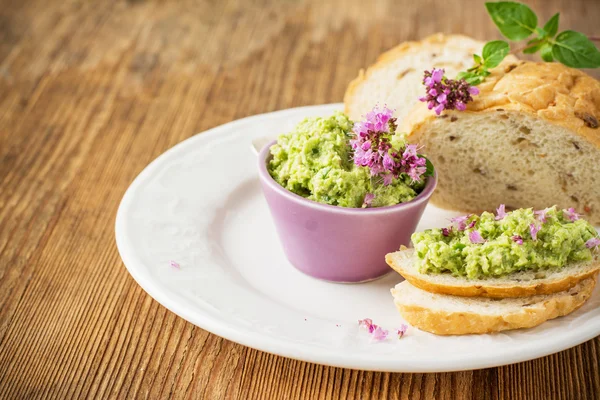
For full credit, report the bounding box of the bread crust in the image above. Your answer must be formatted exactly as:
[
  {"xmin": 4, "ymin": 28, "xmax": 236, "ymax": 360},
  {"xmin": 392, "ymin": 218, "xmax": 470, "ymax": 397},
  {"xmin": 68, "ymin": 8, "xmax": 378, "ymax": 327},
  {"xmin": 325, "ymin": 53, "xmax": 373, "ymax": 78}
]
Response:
[
  {"xmin": 343, "ymin": 33, "xmax": 486, "ymax": 116},
  {"xmin": 385, "ymin": 248, "xmax": 600, "ymax": 298},
  {"xmin": 391, "ymin": 278, "xmax": 596, "ymax": 335},
  {"xmin": 404, "ymin": 61, "xmax": 600, "ymax": 148}
]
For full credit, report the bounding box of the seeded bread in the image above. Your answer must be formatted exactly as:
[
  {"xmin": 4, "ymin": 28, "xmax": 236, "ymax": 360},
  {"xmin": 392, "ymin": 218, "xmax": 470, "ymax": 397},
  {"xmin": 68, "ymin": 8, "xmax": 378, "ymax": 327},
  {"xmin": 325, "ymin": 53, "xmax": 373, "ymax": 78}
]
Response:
[
  {"xmin": 403, "ymin": 61, "xmax": 600, "ymax": 225},
  {"xmin": 386, "ymin": 247, "xmax": 600, "ymax": 298},
  {"xmin": 344, "ymin": 34, "xmax": 492, "ymax": 123},
  {"xmin": 391, "ymin": 277, "xmax": 596, "ymax": 335}
]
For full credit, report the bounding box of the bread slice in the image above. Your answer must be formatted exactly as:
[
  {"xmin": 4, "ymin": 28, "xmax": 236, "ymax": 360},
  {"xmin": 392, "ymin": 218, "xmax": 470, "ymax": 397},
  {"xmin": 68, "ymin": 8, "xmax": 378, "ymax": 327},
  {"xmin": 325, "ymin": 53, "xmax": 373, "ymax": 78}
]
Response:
[
  {"xmin": 403, "ymin": 61, "xmax": 600, "ymax": 225},
  {"xmin": 391, "ymin": 278, "xmax": 596, "ymax": 335},
  {"xmin": 386, "ymin": 247, "xmax": 600, "ymax": 298},
  {"xmin": 344, "ymin": 34, "xmax": 493, "ymax": 123}
]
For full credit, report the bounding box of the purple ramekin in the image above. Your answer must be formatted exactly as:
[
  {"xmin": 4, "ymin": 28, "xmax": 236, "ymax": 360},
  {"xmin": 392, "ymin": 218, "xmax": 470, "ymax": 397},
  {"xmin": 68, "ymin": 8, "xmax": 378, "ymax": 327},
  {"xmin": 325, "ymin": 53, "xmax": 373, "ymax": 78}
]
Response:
[{"xmin": 258, "ymin": 141, "xmax": 437, "ymax": 283}]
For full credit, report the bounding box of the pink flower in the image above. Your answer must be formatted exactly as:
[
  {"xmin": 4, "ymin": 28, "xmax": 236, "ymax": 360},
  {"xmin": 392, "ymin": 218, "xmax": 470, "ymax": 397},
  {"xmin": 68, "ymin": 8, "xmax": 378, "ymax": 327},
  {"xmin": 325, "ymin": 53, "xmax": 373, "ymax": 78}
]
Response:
[
  {"xmin": 351, "ymin": 107, "xmax": 430, "ymax": 186},
  {"xmin": 442, "ymin": 227, "xmax": 452, "ymax": 236},
  {"xmin": 371, "ymin": 326, "xmax": 389, "ymax": 341},
  {"xmin": 450, "ymin": 215, "xmax": 469, "ymax": 230},
  {"xmin": 420, "ymin": 68, "xmax": 478, "ymax": 114},
  {"xmin": 534, "ymin": 208, "xmax": 549, "ymax": 223},
  {"xmin": 408, "ymin": 166, "xmax": 427, "ymax": 182},
  {"xmin": 564, "ymin": 207, "xmax": 581, "ymax": 222},
  {"xmin": 512, "ymin": 235, "xmax": 523, "ymax": 245},
  {"xmin": 382, "ymin": 173, "xmax": 394, "ymax": 186},
  {"xmin": 169, "ymin": 260, "xmax": 180, "ymax": 269},
  {"xmin": 467, "ymin": 219, "xmax": 477, "ymax": 229},
  {"xmin": 530, "ymin": 223, "xmax": 541, "ymax": 241},
  {"xmin": 358, "ymin": 318, "xmax": 373, "ymax": 330},
  {"xmin": 495, "ymin": 204, "xmax": 507, "ymax": 220},
  {"xmin": 469, "ymin": 230, "xmax": 486, "ymax": 244},
  {"xmin": 586, "ymin": 238, "xmax": 600, "ymax": 249},
  {"xmin": 396, "ymin": 324, "xmax": 408, "ymax": 339},
  {"xmin": 363, "ymin": 193, "xmax": 375, "ymax": 208}
]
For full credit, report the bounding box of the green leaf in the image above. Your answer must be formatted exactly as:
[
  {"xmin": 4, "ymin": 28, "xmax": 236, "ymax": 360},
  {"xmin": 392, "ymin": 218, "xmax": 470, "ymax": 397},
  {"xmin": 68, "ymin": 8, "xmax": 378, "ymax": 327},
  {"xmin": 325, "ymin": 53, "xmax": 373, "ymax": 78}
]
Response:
[
  {"xmin": 534, "ymin": 27, "xmax": 545, "ymax": 37},
  {"xmin": 485, "ymin": 2, "xmax": 538, "ymax": 41},
  {"xmin": 473, "ymin": 54, "xmax": 483, "ymax": 65},
  {"xmin": 482, "ymin": 40, "xmax": 510, "ymax": 68},
  {"xmin": 458, "ymin": 71, "xmax": 483, "ymax": 85},
  {"xmin": 543, "ymin": 13, "xmax": 559, "ymax": 38},
  {"xmin": 552, "ymin": 30, "xmax": 600, "ymax": 68},
  {"xmin": 523, "ymin": 42, "xmax": 544, "ymax": 54},
  {"xmin": 425, "ymin": 157, "xmax": 435, "ymax": 177},
  {"xmin": 540, "ymin": 43, "xmax": 554, "ymax": 62}
]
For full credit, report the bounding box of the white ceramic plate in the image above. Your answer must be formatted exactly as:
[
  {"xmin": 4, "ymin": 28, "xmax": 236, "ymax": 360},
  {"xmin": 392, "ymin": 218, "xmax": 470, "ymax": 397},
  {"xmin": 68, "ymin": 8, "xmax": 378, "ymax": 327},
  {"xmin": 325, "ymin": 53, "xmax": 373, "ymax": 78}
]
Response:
[{"xmin": 115, "ymin": 103, "xmax": 600, "ymax": 372}]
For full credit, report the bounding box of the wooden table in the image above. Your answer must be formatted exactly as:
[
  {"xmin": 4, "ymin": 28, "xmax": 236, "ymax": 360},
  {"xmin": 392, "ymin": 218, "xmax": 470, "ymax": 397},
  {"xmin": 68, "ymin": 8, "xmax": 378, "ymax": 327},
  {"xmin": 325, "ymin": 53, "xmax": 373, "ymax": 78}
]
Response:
[{"xmin": 1, "ymin": 0, "xmax": 599, "ymax": 398}]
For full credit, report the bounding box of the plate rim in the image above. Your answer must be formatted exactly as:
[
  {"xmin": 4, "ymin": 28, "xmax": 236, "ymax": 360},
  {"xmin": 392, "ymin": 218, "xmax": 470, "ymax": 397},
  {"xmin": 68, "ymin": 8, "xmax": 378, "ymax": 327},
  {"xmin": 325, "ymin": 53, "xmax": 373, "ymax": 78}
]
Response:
[{"xmin": 115, "ymin": 103, "xmax": 600, "ymax": 373}]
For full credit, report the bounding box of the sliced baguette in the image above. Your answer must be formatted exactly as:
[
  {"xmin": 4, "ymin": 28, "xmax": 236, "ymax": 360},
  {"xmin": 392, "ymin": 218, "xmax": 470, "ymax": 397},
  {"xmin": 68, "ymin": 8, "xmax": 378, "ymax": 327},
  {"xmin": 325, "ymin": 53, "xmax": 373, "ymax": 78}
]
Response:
[
  {"xmin": 344, "ymin": 34, "xmax": 497, "ymax": 123},
  {"xmin": 391, "ymin": 278, "xmax": 596, "ymax": 335},
  {"xmin": 403, "ymin": 61, "xmax": 600, "ymax": 225},
  {"xmin": 386, "ymin": 247, "xmax": 600, "ymax": 298}
]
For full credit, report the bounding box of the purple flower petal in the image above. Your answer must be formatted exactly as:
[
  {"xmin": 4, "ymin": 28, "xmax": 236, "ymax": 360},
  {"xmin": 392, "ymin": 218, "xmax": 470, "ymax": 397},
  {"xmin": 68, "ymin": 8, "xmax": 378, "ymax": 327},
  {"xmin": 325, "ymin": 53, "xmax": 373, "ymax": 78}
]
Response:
[
  {"xmin": 431, "ymin": 68, "xmax": 444, "ymax": 83},
  {"xmin": 428, "ymin": 88, "xmax": 438, "ymax": 97},
  {"xmin": 529, "ymin": 223, "xmax": 541, "ymax": 241},
  {"xmin": 468, "ymin": 86, "xmax": 480, "ymax": 95},
  {"xmin": 534, "ymin": 208, "xmax": 548, "ymax": 223},
  {"xmin": 512, "ymin": 235, "xmax": 523, "ymax": 245},
  {"xmin": 586, "ymin": 238, "xmax": 600, "ymax": 249},
  {"xmin": 442, "ymin": 227, "xmax": 452, "ymax": 236},
  {"xmin": 358, "ymin": 318, "xmax": 373, "ymax": 330},
  {"xmin": 371, "ymin": 326, "xmax": 389, "ymax": 341},
  {"xmin": 169, "ymin": 260, "xmax": 180, "ymax": 269},
  {"xmin": 434, "ymin": 103, "xmax": 445, "ymax": 115},
  {"xmin": 396, "ymin": 324, "xmax": 408, "ymax": 339},
  {"xmin": 469, "ymin": 230, "xmax": 486, "ymax": 244},
  {"xmin": 362, "ymin": 193, "xmax": 375, "ymax": 207},
  {"xmin": 455, "ymin": 101, "xmax": 466, "ymax": 111},
  {"xmin": 450, "ymin": 215, "xmax": 470, "ymax": 231},
  {"xmin": 564, "ymin": 207, "xmax": 581, "ymax": 222},
  {"xmin": 495, "ymin": 204, "xmax": 507, "ymax": 220},
  {"xmin": 383, "ymin": 153, "xmax": 395, "ymax": 170}
]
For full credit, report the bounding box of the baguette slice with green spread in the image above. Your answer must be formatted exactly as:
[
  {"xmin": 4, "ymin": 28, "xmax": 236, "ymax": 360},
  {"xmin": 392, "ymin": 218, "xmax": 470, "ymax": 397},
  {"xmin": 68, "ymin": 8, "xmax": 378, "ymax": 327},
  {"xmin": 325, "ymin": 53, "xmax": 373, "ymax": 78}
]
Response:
[
  {"xmin": 386, "ymin": 247, "xmax": 600, "ymax": 298},
  {"xmin": 391, "ymin": 278, "xmax": 596, "ymax": 335}
]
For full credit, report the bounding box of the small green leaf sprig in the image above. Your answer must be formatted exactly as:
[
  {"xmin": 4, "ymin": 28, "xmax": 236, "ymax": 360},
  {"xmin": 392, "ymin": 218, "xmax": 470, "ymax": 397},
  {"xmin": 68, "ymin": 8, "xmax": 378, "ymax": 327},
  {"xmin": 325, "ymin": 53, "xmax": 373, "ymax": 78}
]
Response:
[{"xmin": 460, "ymin": 1, "xmax": 600, "ymax": 84}]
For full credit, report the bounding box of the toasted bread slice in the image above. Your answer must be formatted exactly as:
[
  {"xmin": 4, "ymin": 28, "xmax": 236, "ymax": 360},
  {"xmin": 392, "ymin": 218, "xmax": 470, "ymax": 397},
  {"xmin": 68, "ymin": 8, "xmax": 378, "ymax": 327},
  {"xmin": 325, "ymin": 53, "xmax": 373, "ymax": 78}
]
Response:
[
  {"xmin": 386, "ymin": 247, "xmax": 600, "ymax": 298},
  {"xmin": 391, "ymin": 278, "xmax": 596, "ymax": 335}
]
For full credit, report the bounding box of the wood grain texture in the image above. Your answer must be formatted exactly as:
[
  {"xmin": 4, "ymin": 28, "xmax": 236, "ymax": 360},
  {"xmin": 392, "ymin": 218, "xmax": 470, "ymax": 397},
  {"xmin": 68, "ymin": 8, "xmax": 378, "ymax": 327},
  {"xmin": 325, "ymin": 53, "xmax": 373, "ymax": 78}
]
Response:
[{"xmin": 1, "ymin": 0, "xmax": 599, "ymax": 398}]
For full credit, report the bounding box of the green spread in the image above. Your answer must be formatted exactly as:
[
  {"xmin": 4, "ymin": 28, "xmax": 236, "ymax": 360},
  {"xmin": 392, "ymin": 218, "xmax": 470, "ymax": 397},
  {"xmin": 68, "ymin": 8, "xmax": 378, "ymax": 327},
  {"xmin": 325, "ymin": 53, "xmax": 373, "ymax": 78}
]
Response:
[
  {"xmin": 268, "ymin": 112, "xmax": 424, "ymax": 208},
  {"xmin": 412, "ymin": 207, "xmax": 599, "ymax": 279}
]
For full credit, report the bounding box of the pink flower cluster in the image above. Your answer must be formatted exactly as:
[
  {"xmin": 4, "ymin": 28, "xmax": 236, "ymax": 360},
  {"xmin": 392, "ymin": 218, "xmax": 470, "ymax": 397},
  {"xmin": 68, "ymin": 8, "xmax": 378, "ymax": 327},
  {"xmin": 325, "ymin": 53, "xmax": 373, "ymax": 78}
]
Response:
[
  {"xmin": 419, "ymin": 68, "xmax": 479, "ymax": 115},
  {"xmin": 351, "ymin": 106, "xmax": 429, "ymax": 185}
]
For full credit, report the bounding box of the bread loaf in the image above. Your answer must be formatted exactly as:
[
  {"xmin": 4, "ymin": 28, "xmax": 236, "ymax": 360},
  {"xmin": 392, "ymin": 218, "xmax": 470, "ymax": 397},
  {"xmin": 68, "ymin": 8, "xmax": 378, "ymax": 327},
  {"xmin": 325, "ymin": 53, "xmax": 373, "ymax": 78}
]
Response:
[{"xmin": 403, "ymin": 62, "xmax": 600, "ymax": 224}]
